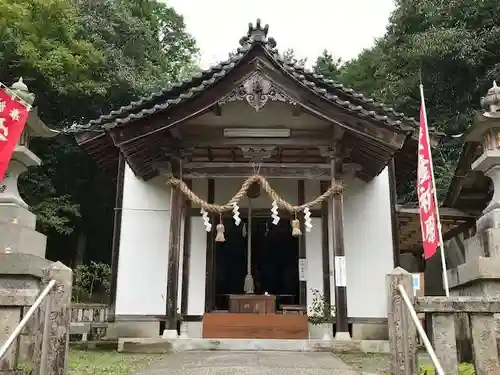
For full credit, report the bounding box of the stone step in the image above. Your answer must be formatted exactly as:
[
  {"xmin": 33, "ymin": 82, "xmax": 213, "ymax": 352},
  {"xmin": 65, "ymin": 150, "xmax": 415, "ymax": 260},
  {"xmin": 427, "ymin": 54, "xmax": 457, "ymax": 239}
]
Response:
[{"xmin": 117, "ymin": 337, "xmax": 390, "ymax": 355}]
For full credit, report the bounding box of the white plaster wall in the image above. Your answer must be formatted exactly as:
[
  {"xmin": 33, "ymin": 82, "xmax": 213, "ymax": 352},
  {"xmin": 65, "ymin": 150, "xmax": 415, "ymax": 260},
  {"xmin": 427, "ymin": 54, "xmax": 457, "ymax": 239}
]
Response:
[
  {"xmin": 187, "ymin": 178, "xmax": 208, "ymax": 315},
  {"xmin": 115, "ymin": 164, "xmax": 172, "ymax": 316},
  {"xmin": 305, "ymin": 217, "xmax": 323, "ymax": 307},
  {"xmin": 184, "ymin": 175, "xmax": 394, "ymax": 319},
  {"xmin": 187, "ymin": 215, "xmax": 207, "ymax": 315},
  {"xmin": 334, "ymin": 167, "xmax": 394, "ymax": 318}
]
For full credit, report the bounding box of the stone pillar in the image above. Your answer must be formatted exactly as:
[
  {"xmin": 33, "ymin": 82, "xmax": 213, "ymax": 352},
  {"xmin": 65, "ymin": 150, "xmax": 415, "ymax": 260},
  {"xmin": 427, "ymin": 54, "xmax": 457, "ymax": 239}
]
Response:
[
  {"xmin": 386, "ymin": 267, "xmax": 416, "ymax": 375},
  {"xmin": 38, "ymin": 261, "xmax": 72, "ymax": 375},
  {"xmin": 0, "ymin": 78, "xmax": 57, "ymax": 257}
]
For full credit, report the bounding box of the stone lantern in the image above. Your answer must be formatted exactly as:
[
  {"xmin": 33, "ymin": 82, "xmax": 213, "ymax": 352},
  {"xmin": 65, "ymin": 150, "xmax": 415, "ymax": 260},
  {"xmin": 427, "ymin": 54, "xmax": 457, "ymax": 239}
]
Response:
[
  {"xmin": 466, "ymin": 81, "xmax": 500, "ymax": 231},
  {"xmin": 0, "ymin": 78, "xmax": 58, "ymax": 257}
]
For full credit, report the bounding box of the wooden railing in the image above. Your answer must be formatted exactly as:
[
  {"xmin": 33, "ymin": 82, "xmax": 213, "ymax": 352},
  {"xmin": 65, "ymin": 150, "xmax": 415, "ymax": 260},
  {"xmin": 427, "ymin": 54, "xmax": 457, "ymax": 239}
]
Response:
[
  {"xmin": 70, "ymin": 303, "xmax": 109, "ymax": 342},
  {"xmin": 388, "ymin": 267, "xmax": 500, "ymax": 375}
]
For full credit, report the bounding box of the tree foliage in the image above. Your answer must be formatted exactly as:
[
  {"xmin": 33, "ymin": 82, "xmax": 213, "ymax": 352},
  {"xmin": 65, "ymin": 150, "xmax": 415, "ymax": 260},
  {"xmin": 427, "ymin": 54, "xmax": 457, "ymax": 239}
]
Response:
[
  {"xmin": 313, "ymin": 0, "xmax": 500, "ymax": 202},
  {"xmin": 0, "ymin": 0, "xmax": 198, "ymax": 264}
]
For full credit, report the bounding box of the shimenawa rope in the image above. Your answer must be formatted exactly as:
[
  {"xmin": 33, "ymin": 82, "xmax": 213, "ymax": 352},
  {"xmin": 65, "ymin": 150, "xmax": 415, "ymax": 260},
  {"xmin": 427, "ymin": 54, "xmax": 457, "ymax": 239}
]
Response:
[{"xmin": 167, "ymin": 174, "xmax": 344, "ymax": 214}]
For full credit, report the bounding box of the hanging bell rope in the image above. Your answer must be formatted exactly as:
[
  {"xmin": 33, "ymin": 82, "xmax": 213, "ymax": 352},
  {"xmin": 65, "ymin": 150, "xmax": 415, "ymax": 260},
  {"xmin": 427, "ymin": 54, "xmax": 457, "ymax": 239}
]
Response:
[
  {"xmin": 215, "ymin": 214, "xmax": 225, "ymax": 242},
  {"xmin": 167, "ymin": 174, "xmax": 344, "ymax": 214},
  {"xmin": 291, "ymin": 213, "xmax": 302, "ymax": 237},
  {"xmin": 244, "ymin": 198, "xmax": 255, "ymax": 294}
]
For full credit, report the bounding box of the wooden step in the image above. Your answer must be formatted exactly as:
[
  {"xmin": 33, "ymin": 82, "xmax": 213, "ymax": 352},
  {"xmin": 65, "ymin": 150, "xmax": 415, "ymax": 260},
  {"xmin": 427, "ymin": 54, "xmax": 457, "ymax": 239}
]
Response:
[{"xmin": 202, "ymin": 313, "xmax": 308, "ymax": 339}]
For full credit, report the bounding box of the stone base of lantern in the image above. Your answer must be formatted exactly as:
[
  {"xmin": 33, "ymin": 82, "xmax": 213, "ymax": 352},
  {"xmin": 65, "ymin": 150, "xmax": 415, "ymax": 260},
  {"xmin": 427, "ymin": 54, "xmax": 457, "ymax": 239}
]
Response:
[
  {"xmin": 0, "ymin": 204, "xmax": 47, "ymax": 257},
  {"xmin": 0, "ymin": 146, "xmax": 47, "ymax": 257},
  {"xmin": 477, "ymin": 208, "xmax": 500, "ymax": 235}
]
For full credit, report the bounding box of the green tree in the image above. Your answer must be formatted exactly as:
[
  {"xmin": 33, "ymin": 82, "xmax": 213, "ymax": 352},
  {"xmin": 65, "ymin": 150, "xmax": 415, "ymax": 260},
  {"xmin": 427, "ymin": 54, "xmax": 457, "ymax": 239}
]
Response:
[
  {"xmin": 0, "ymin": 0, "xmax": 198, "ymax": 264},
  {"xmin": 282, "ymin": 48, "xmax": 307, "ymax": 67},
  {"xmin": 313, "ymin": 49, "xmax": 342, "ymax": 81},
  {"xmin": 314, "ymin": 0, "xmax": 500, "ymax": 202}
]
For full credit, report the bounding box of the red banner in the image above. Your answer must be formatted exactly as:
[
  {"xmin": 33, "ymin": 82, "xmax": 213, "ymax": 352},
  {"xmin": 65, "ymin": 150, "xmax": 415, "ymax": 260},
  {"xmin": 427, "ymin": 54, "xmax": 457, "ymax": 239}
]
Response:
[
  {"xmin": 417, "ymin": 102, "xmax": 439, "ymax": 259},
  {"xmin": 0, "ymin": 87, "xmax": 30, "ymax": 180}
]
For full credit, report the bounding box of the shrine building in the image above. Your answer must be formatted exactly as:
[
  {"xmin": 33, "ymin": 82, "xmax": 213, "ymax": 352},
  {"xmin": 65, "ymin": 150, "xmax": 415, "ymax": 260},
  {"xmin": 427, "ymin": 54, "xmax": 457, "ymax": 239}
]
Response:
[{"xmin": 69, "ymin": 20, "xmax": 468, "ymax": 341}]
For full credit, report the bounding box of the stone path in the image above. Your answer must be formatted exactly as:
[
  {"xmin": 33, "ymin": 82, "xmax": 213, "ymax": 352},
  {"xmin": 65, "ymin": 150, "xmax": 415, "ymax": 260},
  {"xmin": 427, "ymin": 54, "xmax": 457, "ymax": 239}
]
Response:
[{"xmin": 138, "ymin": 351, "xmax": 369, "ymax": 375}]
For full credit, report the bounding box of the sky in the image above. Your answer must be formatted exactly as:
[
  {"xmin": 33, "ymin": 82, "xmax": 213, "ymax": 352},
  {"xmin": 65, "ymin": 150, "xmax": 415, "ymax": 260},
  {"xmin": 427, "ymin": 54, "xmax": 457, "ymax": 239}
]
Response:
[{"xmin": 167, "ymin": 0, "xmax": 396, "ymax": 69}]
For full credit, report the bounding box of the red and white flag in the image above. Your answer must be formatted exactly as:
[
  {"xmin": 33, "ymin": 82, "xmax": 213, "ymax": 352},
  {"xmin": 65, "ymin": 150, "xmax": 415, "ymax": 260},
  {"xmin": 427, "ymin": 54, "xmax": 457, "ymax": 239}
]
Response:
[
  {"xmin": 417, "ymin": 89, "xmax": 439, "ymax": 259},
  {"xmin": 0, "ymin": 86, "xmax": 30, "ymax": 180}
]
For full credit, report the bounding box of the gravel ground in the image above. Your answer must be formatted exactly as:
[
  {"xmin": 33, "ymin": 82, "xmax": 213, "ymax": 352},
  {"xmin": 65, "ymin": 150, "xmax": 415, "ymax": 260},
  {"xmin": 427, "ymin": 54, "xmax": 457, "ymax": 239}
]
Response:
[
  {"xmin": 337, "ymin": 352, "xmax": 437, "ymax": 374},
  {"xmin": 138, "ymin": 351, "xmax": 362, "ymax": 375}
]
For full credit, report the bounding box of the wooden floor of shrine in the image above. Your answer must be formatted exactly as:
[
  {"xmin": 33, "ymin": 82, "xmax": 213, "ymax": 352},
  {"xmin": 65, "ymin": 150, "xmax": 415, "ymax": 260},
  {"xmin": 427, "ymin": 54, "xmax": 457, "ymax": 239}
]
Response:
[{"xmin": 202, "ymin": 312, "xmax": 309, "ymax": 339}]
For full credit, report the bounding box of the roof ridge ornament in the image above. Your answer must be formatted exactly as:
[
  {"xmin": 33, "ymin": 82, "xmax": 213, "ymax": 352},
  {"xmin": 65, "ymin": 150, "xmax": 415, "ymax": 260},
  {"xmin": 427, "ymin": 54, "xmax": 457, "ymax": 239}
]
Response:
[
  {"xmin": 239, "ymin": 19, "xmax": 277, "ymax": 49},
  {"xmin": 218, "ymin": 71, "xmax": 296, "ymax": 111}
]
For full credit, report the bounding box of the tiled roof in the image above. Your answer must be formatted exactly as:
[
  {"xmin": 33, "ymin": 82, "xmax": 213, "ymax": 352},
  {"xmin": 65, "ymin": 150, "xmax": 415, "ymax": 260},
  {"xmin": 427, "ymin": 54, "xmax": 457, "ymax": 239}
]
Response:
[{"xmin": 66, "ymin": 19, "xmax": 421, "ymax": 135}]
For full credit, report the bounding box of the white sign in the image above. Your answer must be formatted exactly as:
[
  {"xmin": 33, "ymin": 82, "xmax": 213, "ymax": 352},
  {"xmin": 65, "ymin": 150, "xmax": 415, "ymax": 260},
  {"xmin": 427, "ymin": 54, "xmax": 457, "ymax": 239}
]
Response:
[
  {"xmin": 298, "ymin": 258, "xmax": 307, "ymax": 281},
  {"xmin": 334, "ymin": 256, "xmax": 347, "ymax": 287},
  {"xmin": 412, "ymin": 273, "xmax": 421, "ymax": 296}
]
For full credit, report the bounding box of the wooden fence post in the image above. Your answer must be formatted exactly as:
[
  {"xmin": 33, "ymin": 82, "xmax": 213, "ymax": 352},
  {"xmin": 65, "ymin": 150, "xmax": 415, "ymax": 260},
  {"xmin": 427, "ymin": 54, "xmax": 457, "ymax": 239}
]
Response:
[{"xmin": 387, "ymin": 267, "xmax": 416, "ymax": 375}]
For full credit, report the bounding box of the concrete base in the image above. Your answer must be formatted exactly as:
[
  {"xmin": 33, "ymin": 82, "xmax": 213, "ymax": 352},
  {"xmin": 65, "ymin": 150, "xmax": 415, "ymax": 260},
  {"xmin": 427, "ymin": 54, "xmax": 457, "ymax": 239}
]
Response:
[
  {"xmin": 308, "ymin": 323, "xmax": 333, "ymax": 340},
  {"xmin": 118, "ymin": 338, "xmax": 390, "ymax": 354},
  {"xmin": 352, "ymin": 323, "xmax": 388, "ymax": 340},
  {"xmin": 162, "ymin": 329, "xmax": 178, "ymax": 339},
  {"xmin": 106, "ymin": 321, "xmax": 160, "ymax": 339},
  {"xmin": 185, "ymin": 321, "xmax": 202, "ymax": 338},
  {"xmin": 335, "ymin": 331, "xmax": 352, "ymax": 341}
]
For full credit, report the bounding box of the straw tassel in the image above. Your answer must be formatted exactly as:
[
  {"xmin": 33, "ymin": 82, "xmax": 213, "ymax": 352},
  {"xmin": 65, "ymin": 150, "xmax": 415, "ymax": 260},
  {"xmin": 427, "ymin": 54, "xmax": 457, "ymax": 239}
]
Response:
[
  {"xmin": 291, "ymin": 214, "xmax": 302, "ymax": 237},
  {"xmin": 244, "ymin": 273, "xmax": 255, "ymax": 294},
  {"xmin": 215, "ymin": 215, "xmax": 225, "ymax": 242}
]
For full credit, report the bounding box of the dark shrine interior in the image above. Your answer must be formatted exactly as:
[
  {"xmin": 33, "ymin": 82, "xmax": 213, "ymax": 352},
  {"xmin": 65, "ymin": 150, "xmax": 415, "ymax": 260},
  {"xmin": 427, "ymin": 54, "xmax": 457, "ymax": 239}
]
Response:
[{"xmin": 214, "ymin": 216, "xmax": 299, "ymax": 311}]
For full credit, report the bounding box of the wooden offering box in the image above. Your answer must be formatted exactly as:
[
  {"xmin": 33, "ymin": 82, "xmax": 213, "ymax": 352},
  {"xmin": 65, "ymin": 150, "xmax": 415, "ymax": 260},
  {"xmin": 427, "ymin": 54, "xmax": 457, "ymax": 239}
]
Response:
[{"xmin": 228, "ymin": 294, "xmax": 276, "ymax": 314}]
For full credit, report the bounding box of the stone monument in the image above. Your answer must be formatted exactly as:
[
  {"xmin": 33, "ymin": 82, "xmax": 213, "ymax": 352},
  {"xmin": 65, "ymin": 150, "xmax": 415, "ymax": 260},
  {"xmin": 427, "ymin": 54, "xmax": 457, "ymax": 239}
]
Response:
[
  {"xmin": 446, "ymin": 81, "xmax": 500, "ymax": 359},
  {"xmin": 0, "ymin": 78, "xmax": 58, "ymax": 257}
]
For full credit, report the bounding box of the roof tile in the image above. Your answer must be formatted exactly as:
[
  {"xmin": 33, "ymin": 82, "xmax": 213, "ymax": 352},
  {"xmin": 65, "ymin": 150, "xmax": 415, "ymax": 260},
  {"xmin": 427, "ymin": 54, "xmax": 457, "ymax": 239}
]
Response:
[{"xmin": 66, "ymin": 20, "xmax": 422, "ymax": 136}]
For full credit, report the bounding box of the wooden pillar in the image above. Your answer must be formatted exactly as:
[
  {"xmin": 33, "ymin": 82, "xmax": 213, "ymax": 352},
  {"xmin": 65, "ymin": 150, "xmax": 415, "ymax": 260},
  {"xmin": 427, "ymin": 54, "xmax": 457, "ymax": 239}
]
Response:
[
  {"xmin": 108, "ymin": 152, "xmax": 125, "ymax": 322},
  {"xmin": 180, "ymin": 179, "xmax": 192, "ymax": 316},
  {"xmin": 330, "ymin": 155, "xmax": 350, "ymax": 337},
  {"xmin": 165, "ymin": 184, "xmax": 183, "ymax": 330},
  {"xmin": 297, "ymin": 180, "xmax": 307, "ymax": 308},
  {"xmin": 320, "ymin": 180, "xmax": 331, "ymax": 307},
  {"xmin": 388, "ymin": 158, "xmax": 401, "ymax": 268},
  {"xmin": 204, "ymin": 179, "xmax": 215, "ymax": 312}
]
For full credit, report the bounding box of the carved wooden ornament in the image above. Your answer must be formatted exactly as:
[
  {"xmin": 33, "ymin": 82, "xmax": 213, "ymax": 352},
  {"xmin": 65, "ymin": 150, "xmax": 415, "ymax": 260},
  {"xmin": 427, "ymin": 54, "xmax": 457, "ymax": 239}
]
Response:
[{"xmin": 219, "ymin": 72, "xmax": 295, "ymax": 111}]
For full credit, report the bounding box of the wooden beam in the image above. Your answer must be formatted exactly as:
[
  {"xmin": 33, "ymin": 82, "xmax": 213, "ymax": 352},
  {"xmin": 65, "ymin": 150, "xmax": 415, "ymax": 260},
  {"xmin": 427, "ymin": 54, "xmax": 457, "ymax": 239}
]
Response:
[
  {"xmin": 185, "ymin": 162, "xmax": 331, "ymax": 170},
  {"xmin": 329, "ymin": 152, "xmax": 349, "ymax": 337},
  {"xmin": 320, "ymin": 181, "xmax": 331, "ymax": 308},
  {"xmin": 388, "ymin": 158, "xmax": 401, "ymax": 268},
  {"xmin": 444, "ymin": 142, "xmax": 480, "ymax": 207},
  {"xmin": 183, "ymin": 170, "xmax": 330, "ymax": 180},
  {"xmin": 396, "ymin": 205, "xmax": 478, "ymax": 219},
  {"xmin": 180, "ymin": 129, "xmax": 333, "ymax": 147},
  {"xmin": 107, "ymin": 152, "xmax": 125, "ymax": 322},
  {"xmin": 165, "ymin": 183, "xmax": 183, "ymax": 330}
]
